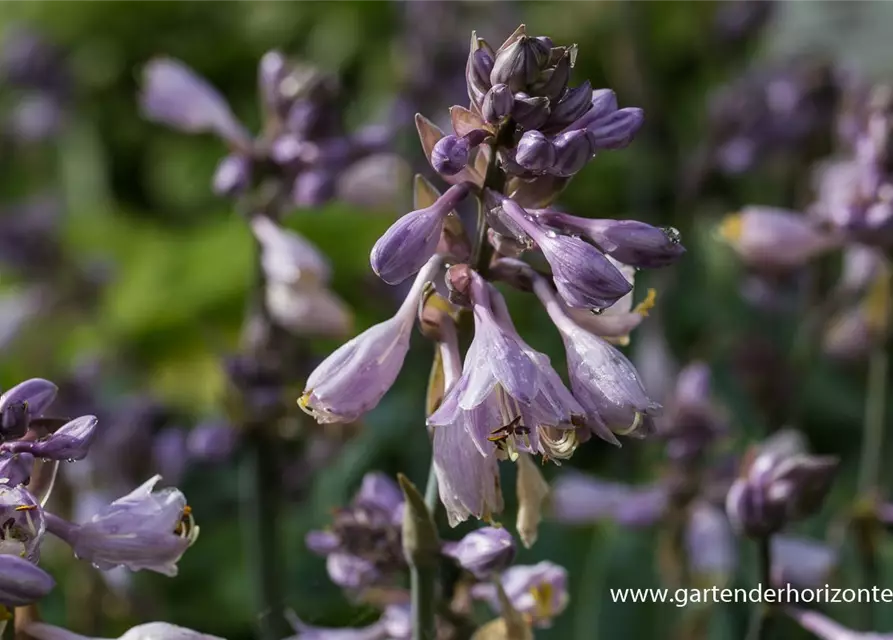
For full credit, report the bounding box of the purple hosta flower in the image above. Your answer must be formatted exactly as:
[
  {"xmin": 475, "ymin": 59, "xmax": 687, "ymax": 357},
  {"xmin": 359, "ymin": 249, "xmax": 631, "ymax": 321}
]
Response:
[
  {"xmin": 515, "ymin": 131, "xmax": 556, "ymax": 174},
  {"xmin": 140, "ymin": 58, "xmax": 251, "ymax": 151},
  {"xmin": 26, "ymin": 622, "xmax": 226, "ymax": 640},
  {"xmin": 536, "ymin": 211, "xmax": 685, "ymax": 269},
  {"xmin": 252, "ymin": 215, "xmax": 331, "ymax": 286},
  {"xmin": 212, "ymin": 153, "xmax": 252, "ymax": 196},
  {"xmin": 725, "ymin": 430, "xmax": 838, "ymax": 537},
  {"xmin": 560, "ymin": 89, "xmax": 644, "ymax": 149},
  {"xmin": 300, "ymin": 257, "xmax": 441, "ymax": 423},
  {"xmin": 718, "ymin": 206, "xmax": 840, "ymax": 270},
  {"xmin": 549, "ymin": 473, "xmax": 667, "ymax": 527},
  {"xmin": 786, "ymin": 607, "xmax": 893, "ymax": 640},
  {"xmin": 431, "ymin": 315, "xmax": 504, "ymax": 527},
  {"xmin": 285, "ymin": 604, "xmax": 409, "ymax": 640},
  {"xmin": 370, "ymin": 184, "xmax": 470, "ymax": 285},
  {"xmin": 685, "ymin": 501, "xmax": 736, "ymax": 584},
  {"xmin": 483, "ymin": 83, "xmax": 514, "ymax": 123},
  {"xmin": 659, "ymin": 362, "xmax": 728, "ymax": 463},
  {"xmin": 533, "ymin": 274, "xmax": 660, "ymax": 441},
  {"xmin": 186, "ymin": 420, "xmax": 240, "ymax": 463},
  {"xmin": 429, "ymin": 272, "xmax": 585, "ymax": 466},
  {"xmin": 0, "ymin": 377, "xmax": 58, "ymax": 441},
  {"xmin": 305, "ymin": 472, "xmax": 405, "ymax": 590},
  {"xmin": 499, "ymin": 197, "xmax": 632, "ymax": 310},
  {"xmin": 46, "ymin": 475, "xmax": 198, "ymax": 576},
  {"xmin": 0, "ymin": 554, "xmax": 54, "ymax": 608},
  {"xmin": 443, "ymin": 526, "xmax": 516, "ymax": 579},
  {"xmin": 772, "ymin": 536, "xmax": 836, "ymax": 588},
  {"xmin": 1, "ymin": 415, "xmax": 98, "ymax": 461},
  {"xmin": 430, "ymin": 131, "xmax": 488, "ymax": 176},
  {"xmin": 0, "ymin": 483, "xmax": 45, "ymax": 561},
  {"xmin": 472, "ymin": 561, "xmax": 569, "ymax": 629},
  {"xmin": 0, "ymin": 451, "xmax": 33, "ymax": 486}
]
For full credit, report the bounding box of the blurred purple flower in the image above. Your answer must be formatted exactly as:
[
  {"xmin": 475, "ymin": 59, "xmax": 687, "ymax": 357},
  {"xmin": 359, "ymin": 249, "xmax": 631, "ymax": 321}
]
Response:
[
  {"xmin": 472, "ymin": 561, "xmax": 569, "ymax": 628},
  {"xmin": 442, "ymin": 526, "xmax": 516, "ymax": 578},
  {"xmin": 549, "ymin": 473, "xmax": 667, "ymax": 527},
  {"xmin": 0, "ymin": 554, "xmax": 54, "ymax": 608},
  {"xmin": 1, "ymin": 415, "xmax": 98, "ymax": 461},
  {"xmin": 0, "ymin": 483, "xmax": 45, "ymax": 561}
]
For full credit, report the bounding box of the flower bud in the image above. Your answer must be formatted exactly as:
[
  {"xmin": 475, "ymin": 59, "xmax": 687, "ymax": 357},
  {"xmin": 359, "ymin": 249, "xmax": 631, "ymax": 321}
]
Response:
[
  {"xmin": 490, "ymin": 36, "xmax": 548, "ymax": 92},
  {"xmin": 1, "ymin": 415, "xmax": 98, "ymax": 461},
  {"xmin": 483, "ymin": 83, "xmax": 514, "ymax": 123},
  {"xmin": 547, "ymin": 82, "xmax": 593, "ymax": 130},
  {"xmin": 370, "ymin": 184, "xmax": 468, "ymax": 285},
  {"xmin": 0, "ymin": 378, "xmax": 57, "ymax": 441},
  {"xmin": 561, "ymin": 88, "xmax": 619, "ymax": 133},
  {"xmin": 431, "ymin": 130, "xmax": 487, "ymax": 176},
  {"xmin": 0, "ymin": 451, "xmax": 33, "ymax": 486},
  {"xmin": 292, "ymin": 168, "xmax": 335, "ymax": 207},
  {"xmin": 532, "ymin": 53, "xmax": 570, "ymax": 100},
  {"xmin": 549, "ymin": 130, "xmax": 593, "ymax": 177},
  {"xmin": 725, "ymin": 430, "xmax": 838, "ymax": 537},
  {"xmin": 443, "ymin": 527, "xmax": 516, "ymax": 578},
  {"xmin": 211, "ymin": 153, "xmax": 251, "ymax": 197},
  {"xmin": 0, "ymin": 555, "xmax": 54, "ymax": 607},
  {"xmin": 512, "ymin": 92, "xmax": 550, "ymax": 130},
  {"xmin": 515, "ymin": 131, "xmax": 556, "ymax": 173},
  {"xmin": 586, "ymin": 107, "xmax": 644, "ymax": 150},
  {"xmin": 467, "ymin": 46, "xmax": 495, "ymax": 107},
  {"xmin": 446, "ymin": 263, "xmax": 473, "ymax": 307}
]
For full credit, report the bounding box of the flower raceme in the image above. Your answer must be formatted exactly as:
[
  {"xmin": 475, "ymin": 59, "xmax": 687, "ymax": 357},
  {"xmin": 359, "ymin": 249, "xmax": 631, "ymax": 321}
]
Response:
[{"xmin": 299, "ymin": 256, "xmax": 443, "ymax": 424}]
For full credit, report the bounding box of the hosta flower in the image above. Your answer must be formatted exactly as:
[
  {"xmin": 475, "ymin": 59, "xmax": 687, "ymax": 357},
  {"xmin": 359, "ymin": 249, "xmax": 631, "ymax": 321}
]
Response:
[
  {"xmin": 717, "ymin": 206, "xmax": 839, "ymax": 270},
  {"xmin": 772, "ymin": 536, "xmax": 836, "ymax": 588},
  {"xmin": 428, "ymin": 272, "xmax": 585, "ymax": 465},
  {"xmin": 0, "ymin": 377, "xmax": 58, "ymax": 441},
  {"xmin": 549, "ymin": 473, "xmax": 667, "ymax": 527},
  {"xmin": 25, "ymin": 622, "xmax": 225, "ymax": 640},
  {"xmin": 1, "ymin": 415, "xmax": 98, "ymax": 461},
  {"xmin": 443, "ymin": 526, "xmax": 516, "ymax": 579},
  {"xmin": 305, "ymin": 472, "xmax": 405, "ymax": 590},
  {"xmin": 0, "ymin": 554, "xmax": 54, "ymax": 608},
  {"xmin": 533, "ymin": 275, "xmax": 660, "ymax": 440},
  {"xmin": 725, "ymin": 430, "xmax": 838, "ymax": 537},
  {"xmin": 535, "ymin": 212, "xmax": 685, "ymax": 269},
  {"xmin": 46, "ymin": 475, "xmax": 198, "ymax": 576},
  {"xmin": 370, "ymin": 184, "xmax": 470, "ymax": 285},
  {"xmin": 499, "ymin": 197, "xmax": 632, "ymax": 311},
  {"xmin": 251, "ymin": 215, "xmax": 331, "ymax": 287},
  {"xmin": 0, "ymin": 483, "xmax": 45, "ymax": 561},
  {"xmin": 300, "ymin": 257, "xmax": 442, "ymax": 423},
  {"xmin": 285, "ymin": 604, "xmax": 410, "ymax": 640},
  {"xmin": 0, "ymin": 451, "xmax": 34, "ymax": 486},
  {"xmin": 472, "ymin": 561, "xmax": 569, "ymax": 628}
]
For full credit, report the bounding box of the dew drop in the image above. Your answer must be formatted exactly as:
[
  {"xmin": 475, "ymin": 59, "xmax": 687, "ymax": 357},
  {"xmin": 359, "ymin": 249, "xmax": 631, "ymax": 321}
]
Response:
[
  {"xmin": 545, "ymin": 229, "xmax": 559, "ymax": 239},
  {"xmin": 661, "ymin": 226, "xmax": 682, "ymax": 244}
]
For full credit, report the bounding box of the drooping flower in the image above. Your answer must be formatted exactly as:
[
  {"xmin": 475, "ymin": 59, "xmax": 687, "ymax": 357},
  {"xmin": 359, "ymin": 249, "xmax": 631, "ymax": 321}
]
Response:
[
  {"xmin": 472, "ymin": 561, "xmax": 570, "ymax": 629},
  {"xmin": 1, "ymin": 415, "xmax": 98, "ymax": 461},
  {"xmin": 499, "ymin": 197, "xmax": 632, "ymax": 311},
  {"xmin": 0, "ymin": 377, "xmax": 58, "ymax": 441},
  {"xmin": 0, "ymin": 451, "xmax": 34, "ymax": 486},
  {"xmin": 0, "ymin": 483, "xmax": 45, "ymax": 561},
  {"xmin": 533, "ymin": 274, "xmax": 660, "ymax": 440},
  {"xmin": 46, "ymin": 475, "xmax": 198, "ymax": 576},
  {"xmin": 0, "ymin": 554, "xmax": 54, "ymax": 608},
  {"xmin": 284, "ymin": 604, "xmax": 410, "ymax": 640},
  {"xmin": 549, "ymin": 473, "xmax": 667, "ymax": 527},
  {"xmin": 300, "ymin": 256, "xmax": 442, "ymax": 423},
  {"xmin": 443, "ymin": 526, "xmax": 516, "ymax": 579},
  {"xmin": 25, "ymin": 621, "xmax": 226, "ymax": 640}
]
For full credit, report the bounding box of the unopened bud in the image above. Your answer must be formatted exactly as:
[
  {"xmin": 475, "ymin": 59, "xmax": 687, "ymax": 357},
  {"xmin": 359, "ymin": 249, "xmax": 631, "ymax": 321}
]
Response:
[
  {"xmin": 515, "ymin": 130, "xmax": 555, "ymax": 174},
  {"xmin": 549, "ymin": 129, "xmax": 592, "ymax": 177},
  {"xmin": 512, "ymin": 92, "xmax": 550, "ymax": 130},
  {"xmin": 483, "ymin": 84, "xmax": 514, "ymax": 124},
  {"xmin": 446, "ymin": 264, "xmax": 474, "ymax": 307},
  {"xmin": 490, "ymin": 36, "xmax": 548, "ymax": 93}
]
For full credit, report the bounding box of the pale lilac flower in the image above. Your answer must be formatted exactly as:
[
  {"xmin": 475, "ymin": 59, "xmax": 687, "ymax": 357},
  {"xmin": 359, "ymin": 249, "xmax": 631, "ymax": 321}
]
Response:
[
  {"xmin": 370, "ymin": 184, "xmax": 469, "ymax": 285},
  {"xmin": 717, "ymin": 206, "xmax": 839, "ymax": 270},
  {"xmin": 0, "ymin": 377, "xmax": 58, "ymax": 441},
  {"xmin": 25, "ymin": 621, "xmax": 226, "ymax": 640},
  {"xmin": 549, "ymin": 473, "xmax": 667, "ymax": 527},
  {"xmin": 685, "ymin": 501, "xmax": 736, "ymax": 582},
  {"xmin": 140, "ymin": 58, "xmax": 251, "ymax": 150},
  {"xmin": 472, "ymin": 561, "xmax": 569, "ymax": 629},
  {"xmin": 0, "ymin": 483, "xmax": 45, "ymax": 561},
  {"xmin": 772, "ymin": 536, "xmax": 836, "ymax": 588},
  {"xmin": 442, "ymin": 526, "xmax": 516, "ymax": 578},
  {"xmin": 0, "ymin": 451, "xmax": 33, "ymax": 486},
  {"xmin": 1, "ymin": 415, "xmax": 98, "ymax": 461},
  {"xmin": 533, "ymin": 275, "xmax": 660, "ymax": 440},
  {"xmin": 0, "ymin": 554, "xmax": 54, "ymax": 607},
  {"xmin": 300, "ymin": 257, "xmax": 442, "ymax": 423},
  {"xmin": 46, "ymin": 475, "xmax": 198, "ymax": 576},
  {"xmin": 251, "ymin": 215, "xmax": 331, "ymax": 287},
  {"xmin": 786, "ymin": 607, "xmax": 892, "ymax": 640},
  {"xmin": 285, "ymin": 604, "xmax": 410, "ymax": 640},
  {"xmin": 499, "ymin": 197, "xmax": 631, "ymax": 310}
]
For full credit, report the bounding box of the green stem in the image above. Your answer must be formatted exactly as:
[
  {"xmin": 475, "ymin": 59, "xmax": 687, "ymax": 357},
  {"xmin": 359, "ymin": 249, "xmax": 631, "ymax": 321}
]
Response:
[
  {"xmin": 410, "ymin": 561, "xmax": 437, "ymax": 640},
  {"xmin": 858, "ymin": 348, "xmax": 888, "ymax": 496},
  {"xmin": 744, "ymin": 536, "xmax": 772, "ymax": 640}
]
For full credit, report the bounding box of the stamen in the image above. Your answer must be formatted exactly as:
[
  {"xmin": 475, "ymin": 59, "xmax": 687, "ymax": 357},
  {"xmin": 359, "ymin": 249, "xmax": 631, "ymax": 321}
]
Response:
[{"xmin": 13, "ymin": 505, "xmax": 36, "ymax": 511}]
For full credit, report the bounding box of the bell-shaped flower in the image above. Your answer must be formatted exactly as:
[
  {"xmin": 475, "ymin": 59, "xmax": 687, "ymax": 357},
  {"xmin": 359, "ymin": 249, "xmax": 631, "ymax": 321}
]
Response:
[
  {"xmin": 717, "ymin": 206, "xmax": 840, "ymax": 270},
  {"xmin": 0, "ymin": 483, "xmax": 45, "ymax": 561},
  {"xmin": 251, "ymin": 215, "xmax": 331, "ymax": 287},
  {"xmin": 537, "ymin": 212, "xmax": 685, "ymax": 269},
  {"xmin": 660, "ymin": 362, "xmax": 728, "ymax": 462},
  {"xmin": 300, "ymin": 257, "xmax": 442, "ymax": 423},
  {"xmin": 0, "ymin": 554, "xmax": 54, "ymax": 608},
  {"xmin": 25, "ymin": 622, "xmax": 226, "ymax": 640},
  {"xmin": 725, "ymin": 429, "xmax": 838, "ymax": 537},
  {"xmin": 370, "ymin": 184, "xmax": 469, "ymax": 285},
  {"xmin": 533, "ymin": 275, "xmax": 660, "ymax": 440},
  {"xmin": 500, "ymin": 198, "xmax": 631, "ymax": 311},
  {"xmin": 443, "ymin": 526, "xmax": 516, "ymax": 579},
  {"xmin": 46, "ymin": 475, "xmax": 198, "ymax": 576},
  {"xmin": 1, "ymin": 415, "xmax": 98, "ymax": 461},
  {"xmin": 266, "ymin": 282, "xmax": 353, "ymax": 339},
  {"xmin": 472, "ymin": 561, "xmax": 570, "ymax": 629},
  {"xmin": 549, "ymin": 473, "xmax": 667, "ymax": 527},
  {"xmin": 0, "ymin": 451, "xmax": 33, "ymax": 486},
  {"xmin": 0, "ymin": 377, "xmax": 57, "ymax": 441},
  {"xmin": 140, "ymin": 58, "xmax": 251, "ymax": 150},
  {"xmin": 428, "ymin": 273, "xmax": 585, "ymax": 465}
]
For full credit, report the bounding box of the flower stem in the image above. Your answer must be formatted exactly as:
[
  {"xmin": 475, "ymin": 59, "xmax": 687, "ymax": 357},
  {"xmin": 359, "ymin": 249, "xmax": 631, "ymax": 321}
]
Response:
[
  {"xmin": 410, "ymin": 560, "xmax": 437, "ymax": 640},
  {"xmin": 858, "ymin": 348, "xmax": 888, "ymax": 496},
  {"xmin": 744, "ymin": 536, "xmax": 772, "ymax": 640}
]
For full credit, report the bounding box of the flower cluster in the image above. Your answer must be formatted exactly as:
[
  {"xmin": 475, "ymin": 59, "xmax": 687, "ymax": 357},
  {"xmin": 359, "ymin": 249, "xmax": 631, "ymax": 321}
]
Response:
[
  {"xmin": 300, "ymin": 24, "xmax": 685, "ymax": 535},
  {"xmin": 0, "ymin": 378, "xmax": 198, "ymax": 611}
]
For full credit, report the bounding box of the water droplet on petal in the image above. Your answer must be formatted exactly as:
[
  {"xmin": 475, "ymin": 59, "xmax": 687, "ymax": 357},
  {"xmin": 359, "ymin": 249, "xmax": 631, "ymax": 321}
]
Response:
[
  {"xmin": 661, "ymin": 226, "xmax": 681, "ymax": 244},
  {"xmin": 545, "ymin": 229, "xmax": 558, "ymax": 239}
]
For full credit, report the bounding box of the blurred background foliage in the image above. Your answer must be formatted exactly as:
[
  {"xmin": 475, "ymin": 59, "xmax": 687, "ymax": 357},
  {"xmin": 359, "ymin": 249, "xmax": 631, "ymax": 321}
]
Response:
[{"xmin": 2, "ymin": 1, "xmax": 893, "ymax": 639}]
